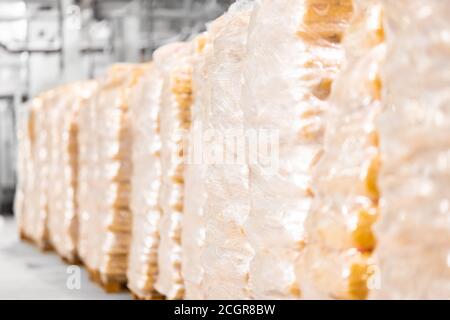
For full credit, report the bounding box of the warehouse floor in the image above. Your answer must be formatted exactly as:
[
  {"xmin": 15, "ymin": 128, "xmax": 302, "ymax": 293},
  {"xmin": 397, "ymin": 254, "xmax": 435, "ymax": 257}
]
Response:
[{"xmin": 0, "ymin": 216, "xmax": 130, "ymax": 300}]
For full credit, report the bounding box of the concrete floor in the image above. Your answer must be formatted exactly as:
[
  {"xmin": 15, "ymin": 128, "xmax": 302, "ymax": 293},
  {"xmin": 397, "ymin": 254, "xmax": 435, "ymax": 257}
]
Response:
[{"xmin": 0, "ymin": 216, "xmax": 131, "ymax": 300}]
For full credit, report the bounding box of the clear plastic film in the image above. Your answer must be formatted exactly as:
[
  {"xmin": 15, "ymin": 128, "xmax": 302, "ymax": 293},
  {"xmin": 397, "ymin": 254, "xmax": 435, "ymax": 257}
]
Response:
[
  {"xmin": 297, "ymin": 0, "xmax": 385, "ymax": 300},
  {"xmin": 46, "ymin": 81, "xmax": 97, "ymax": 263},
  {"xmin": 241, "ymin": 0, "xmax": 352, "ymax": 299},
  {"xmin": 373, "ymin": 0, "xmax": 450, "ymax": 299},
  {"xmin": 127, "ymin": 63, "xmax": 165, "ymax": 299},
  {"xmin": 77, "ymin": 82, "xmax": 101, "ymax": 272},
  {"xmin": 181, "ymin": 33, "xmax": 209, "ymax": 300},
  {"xmin": 200, "ymin": 0, "xmax": 254, "ymax": 300},
  {"xmin": 15, "ymin": 101, "xmax": 33, "ymax": 240},
  {"xmin": 96, "ymin": 64, "xmax": 146, "ymax": 285},
  {"xmin": 154, "ymin": 42, "xmax": 194, "ymax": 299},
  {"xmin": 21, "ymin": 92, "xmax": 55, "ymax": 249}
]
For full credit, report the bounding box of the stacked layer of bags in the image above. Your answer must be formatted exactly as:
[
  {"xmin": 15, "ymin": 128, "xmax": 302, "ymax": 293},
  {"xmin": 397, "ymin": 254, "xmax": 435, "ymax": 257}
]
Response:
[{"xmin": 16, "ymin": 0, "xmax": 450, "ymax": 299}]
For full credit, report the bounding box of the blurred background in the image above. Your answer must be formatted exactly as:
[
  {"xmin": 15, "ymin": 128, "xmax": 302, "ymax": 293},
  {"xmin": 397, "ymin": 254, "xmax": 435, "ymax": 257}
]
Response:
[{"xmin": 0, "ymin": 0, "xmax": 233, "ymax": 217}]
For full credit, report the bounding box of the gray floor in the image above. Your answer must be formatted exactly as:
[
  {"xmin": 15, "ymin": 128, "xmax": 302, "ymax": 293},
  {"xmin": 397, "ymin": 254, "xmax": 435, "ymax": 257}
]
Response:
[{"xmin": 0, "ymin": 216, "xmax": 131, "ymax": 300}]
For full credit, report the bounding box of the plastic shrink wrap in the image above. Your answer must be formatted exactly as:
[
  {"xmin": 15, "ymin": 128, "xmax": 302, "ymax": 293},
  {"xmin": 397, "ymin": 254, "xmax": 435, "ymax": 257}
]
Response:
[
  {"xmin": 127, "ymin": 63, "xmax": 165, "ymax": 299},
  {"xmin": 373, "ymin": 0, "xmax": 450, "ymax": 299},
  {"xmin": 20, "ymin": 92, "xmax": 54, "ymax": 249},
  {"xmin": 47, "ymin": 82, "xmax": 97, "ymax": 263},
  {"xmin": 241, "ymin": 0, "xmax": 352, "ymax": 299},
  {"xmin": 77, "ymin": 81, "xmax": 101, "ymax": 274},
  {"xmin": 16, "ymin": 103, "xmax": 32, "ymax": 239},
  {"xmin": 201, "ymin": 0, "xmax": 254, "ymax": 299},
  {"xmin": 181, "ymin": 34, "xmax": 209, "ymax": 300},
  {"xmin": 154, "ymin": 42, "xmax": 194, "ymax": 300},
  {"xmin": 96, "ymin": 64, "xmax": 145, "ymax": 288},
  {"xmin": 297, "ymin": 0, "xmax": 384, "ymax": 299}
]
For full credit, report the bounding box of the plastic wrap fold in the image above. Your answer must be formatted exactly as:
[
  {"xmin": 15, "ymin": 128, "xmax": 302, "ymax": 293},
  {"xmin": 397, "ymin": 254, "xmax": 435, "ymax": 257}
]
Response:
[
  {"xmin": 241, "ymin": 0, "xmax": 352, "ymax": 299},
  {"xmin": 154, "ymin": 42, "xmax": 194, "ymax": 299},
  {"xmin": 201, "ymin": 0, "xmax": 254, "ymax": 300},
  {"xmin": 373, "ymin": 0, "xmax": 450, "ymax": 299},
  {"xmin": 127, "ymin": 63, "xmax": 164, "ymax": 299},
  {"xmin": 297, "ymin": 0, "xmax": 385, "ymax": 300}
]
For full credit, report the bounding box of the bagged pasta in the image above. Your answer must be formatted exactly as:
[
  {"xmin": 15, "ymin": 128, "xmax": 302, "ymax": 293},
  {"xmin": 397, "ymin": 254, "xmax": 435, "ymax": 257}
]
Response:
[
  {"xmin": 78, "ymin": 64, "xmax": 145, "ymax": 291},
  {"xmin": 127, "ymin": 63, "xmax": 165, "ymax": 300},
  {"xmin": 154, "ymin": 42, "xmax": 194, "ymax": 300},
  {"xmin": 77, "ymin": 82, "xmax": 101, "ymax": 274},
  {"xmin": 241, "ymin": 0, "xmax": 352, "ymax": 299},
  {"xmin": 16, "ymin": 102, "xmax": 33, "ymax": 240},
  {"xmin": 297, "ymin": 0, "xmax": 385, "ymax": 299},
  {"xmin": 200, "ymin": 0, "xmax": 255, "ymax": 299},
  {"xmin": 96, "ymin": 64, "xmax": 145, "ymax": 289},
  {"xmin": 47, "ymin": 82, "xmax": 96, "ymax": 263},
  {"xmin": 373, "ymin": 0, "xmax": 450, "ymax": 299},
  {"xmin": 181, "ymin": 34, "xmax": 209, "ymax": 300},
  {"xmin": 21, "ymin": 92, "xmax": 54, "ymax": 249}
]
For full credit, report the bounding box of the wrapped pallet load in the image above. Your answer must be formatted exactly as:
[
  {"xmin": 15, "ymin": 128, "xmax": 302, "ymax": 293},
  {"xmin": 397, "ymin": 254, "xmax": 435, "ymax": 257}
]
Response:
[
  {"xmin": 154, "ymin": 42, "xmax": 194, "ymax": 300},
  {"xmin": 96, "ymin": 64, "xmax": 145, "ymax": 291},
  {"xmin": 181, "ymin": 34, "xmax": 209, "ymax": 300},
  {"xmin": 241, "ymin": 0, "xmax": 352, "ymax": 299},
  {"xmin": 46, "ymin": 82, "xmax": 96, "ymax": 263},
  {"xmin": 77, "ymin": 81, "xmax": 101, "ymax": 277},
  {"xmin": 127, "ymin": 63, "xmax": 165, "ymax": 300},
  {"xmin": 201, "ymin": 0, "xmax": 254, "ymax": 299},
  {"xmin": 373, "ymin": 0, "xmax": 450, "ymax": 299},
  {"xmin": 297, "ymin": 0, "xmax": 385, "ymax": 299},
  {"xmin": 16, "ymin": 102, "xmax": 33, "ymax": 240},
  {"xmin": 21, "ymin": 92, "xmax": 54, "ymax": 249}
]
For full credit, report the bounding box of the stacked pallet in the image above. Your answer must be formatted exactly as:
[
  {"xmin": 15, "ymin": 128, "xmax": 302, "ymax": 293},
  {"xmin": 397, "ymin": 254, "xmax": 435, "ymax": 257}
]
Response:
[
  {"xmin": 88, "ymin": 64, "xmax": 146, "ymax": 291},
  {"xmin": 181, "ymin": 34, "xmax": 208, "ymax": 300},
  {"xmin": 127, "ymin": 63, "xmax": 164, "ymax": 300},
  {"xmin": 201, "ymin": 0, "xmax": 254, "ymax": 299},
  {"xmin": 15, "ymin": 0, "xmax": 450, "ymax": 300},
  {"xmin": 298, "ymin": 0, "xmax": 385, "ymax": 299},
  {"xmin": 47, "ymin": 82, "xmax": 97, "ymax": 264},
  {"xmin": 154, "ymin": 42, "xmax": 194, "ymax": 300},
  {"xmin": 241, "ymin": 0, "xmax": 353, "ymax": 299},
  {"xmin": 19, "ymin": 92, "xmax": 53, "ymax": 250}
]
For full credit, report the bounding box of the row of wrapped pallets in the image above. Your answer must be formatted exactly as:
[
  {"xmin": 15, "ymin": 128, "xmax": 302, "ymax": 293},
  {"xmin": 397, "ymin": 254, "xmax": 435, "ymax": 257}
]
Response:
[{"xmin": 14, "ymin": 0, "xmax": 450, "ymax": 299}]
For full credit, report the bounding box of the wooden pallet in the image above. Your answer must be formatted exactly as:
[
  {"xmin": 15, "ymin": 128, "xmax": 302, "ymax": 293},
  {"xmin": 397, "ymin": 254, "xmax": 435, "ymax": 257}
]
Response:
[
  {"xmin": 131, "ymin": 291, "xmax": 165, "ymax": 300},
  {"xmin": 60, "ymin": 253, "xmax": 82, "ymax": 266}
]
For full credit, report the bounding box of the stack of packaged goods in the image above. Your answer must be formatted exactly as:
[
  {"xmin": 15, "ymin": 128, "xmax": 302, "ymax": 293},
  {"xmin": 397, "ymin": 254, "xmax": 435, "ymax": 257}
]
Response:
[
  {"xmin": 77, "ymin": 81, "xmax": 101, "ymax": 278},
  {"xmin": 16, "ymin": 103, "xmax": 33, "ymax": 240},
  {"xmin": 154, "ymin": 42, "xmax": 194, "ymax": 300},
  {"xmin": 241, "ymin": 0, "xmax": 353, "ymax": 299},
  {"xmin": 298, "ymin": 0, "xmax": 385, "ymax": 299},
  {"xmin": 127, "ymin": 63, "xmax": 164, "ymax": 300},
  {"xmin": 374, "ymin": 0, "xmax": 450, "ymax": 299},
  {"xmin": 47, "ymin": 82, "xmax": 97, "ymax": 263},
  {"xmin": 95, "ymin": 64, "xmax": 145, "ymax": 291},
  {"xmin": 22, "ymin": 92, "xmax": 54, "ymax": 250},
  {"xmin": 181, "ymin": 34, "xmax": 208, "ymax": 300},
  {"xmin": 201, "ymin": 0, "xmax": 254, "ymax": 299}
]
